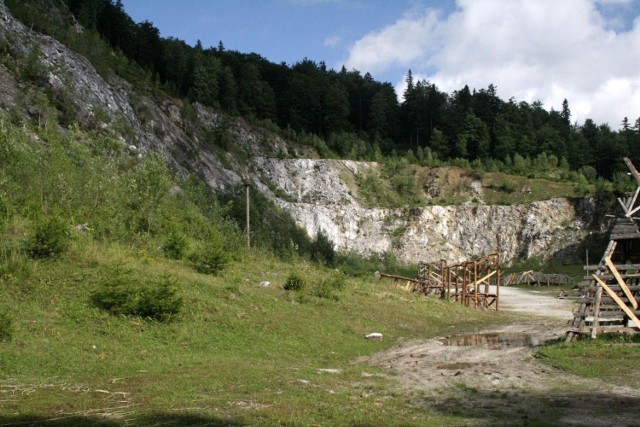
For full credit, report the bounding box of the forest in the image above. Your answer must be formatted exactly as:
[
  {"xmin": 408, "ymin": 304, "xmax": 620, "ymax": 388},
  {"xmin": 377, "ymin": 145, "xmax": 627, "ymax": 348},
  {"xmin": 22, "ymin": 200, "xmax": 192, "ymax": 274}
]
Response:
[{"xmin": 7, "ymin": 0, "xmax": 640, "ymax": 185}]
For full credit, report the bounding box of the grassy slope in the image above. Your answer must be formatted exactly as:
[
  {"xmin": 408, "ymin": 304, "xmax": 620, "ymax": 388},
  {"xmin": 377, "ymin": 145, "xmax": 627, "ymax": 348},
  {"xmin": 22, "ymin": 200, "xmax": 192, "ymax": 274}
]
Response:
[
  {"xmin": 0, "ymin": 239, "xmax": 508, "ymax": 426},
  {"xmin": 537, "ymin": 335, "xmax": 640, "ymax": 389}
]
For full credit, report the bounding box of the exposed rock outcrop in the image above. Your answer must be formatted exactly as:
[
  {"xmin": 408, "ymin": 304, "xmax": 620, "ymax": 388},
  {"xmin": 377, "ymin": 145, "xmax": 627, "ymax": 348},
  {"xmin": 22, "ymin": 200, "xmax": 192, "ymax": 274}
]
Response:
[{"xmin": 252, "ymin": 158, "xmax": 594, "ymax": 263}]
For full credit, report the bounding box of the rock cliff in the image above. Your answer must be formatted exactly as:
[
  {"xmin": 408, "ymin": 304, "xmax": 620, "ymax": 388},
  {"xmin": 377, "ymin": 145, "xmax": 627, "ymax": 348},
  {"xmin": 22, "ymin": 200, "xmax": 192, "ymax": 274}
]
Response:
[
  {"xmin": 251, "ymin": 157, "xmax": 595, "ymax": 263},
  {"xmin": 0, "ymin": 1, "xmax": 598, "ymax": 264}
]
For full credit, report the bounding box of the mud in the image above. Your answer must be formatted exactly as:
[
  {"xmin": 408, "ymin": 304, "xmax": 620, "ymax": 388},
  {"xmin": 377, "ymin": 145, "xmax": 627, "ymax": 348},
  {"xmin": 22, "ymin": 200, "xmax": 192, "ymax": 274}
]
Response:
[{"xmin": 357, "ymin": 287, "xmax": 640, "ymax": 426}]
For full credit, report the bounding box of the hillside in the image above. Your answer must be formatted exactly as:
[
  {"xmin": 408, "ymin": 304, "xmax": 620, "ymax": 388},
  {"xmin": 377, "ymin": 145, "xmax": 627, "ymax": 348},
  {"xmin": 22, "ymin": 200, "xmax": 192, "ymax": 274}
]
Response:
[
  {"xmin": 2, "ymin": 2, "xmax": 640, "ymax": 426},
  {"xmin": 0, "ymin": 0, "xmax": 615, "ymax": 266}
]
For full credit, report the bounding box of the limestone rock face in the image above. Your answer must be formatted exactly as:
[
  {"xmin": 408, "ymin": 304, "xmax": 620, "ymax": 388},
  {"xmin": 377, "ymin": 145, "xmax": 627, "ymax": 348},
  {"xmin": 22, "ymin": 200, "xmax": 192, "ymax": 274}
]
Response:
[{"xmin": 254, "ymin": 158, "xmax": 593, "ymax": 264}]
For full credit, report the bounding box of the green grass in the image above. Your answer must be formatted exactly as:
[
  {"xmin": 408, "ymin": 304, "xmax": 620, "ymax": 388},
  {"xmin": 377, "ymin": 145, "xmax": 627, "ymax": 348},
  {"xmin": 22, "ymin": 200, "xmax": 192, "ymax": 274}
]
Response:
[
  {"xmin": 482, "ymin": 172, "xmax": 582, "ymax": 205},
  {"xmin": 0, "ymin": 239, "xmax": 506, "ymax": 426},
  {"xmin": 537, "ymin": 334, "xmax": 640, "ymax": 387}
]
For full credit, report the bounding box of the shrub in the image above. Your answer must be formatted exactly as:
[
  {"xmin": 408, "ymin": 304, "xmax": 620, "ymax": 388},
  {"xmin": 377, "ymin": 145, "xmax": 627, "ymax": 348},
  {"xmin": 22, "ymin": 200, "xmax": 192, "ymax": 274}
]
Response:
[
  {"xmin": 163, "ymin": 232, "xmax": 188, "ymax": 259},
  {"xmin": 136, "ymin": 279, "xmax": 183, "ymax": 322},
  {"xmin": 310, "ymin": 230, "xmax": 336, "ymax": 267},
  {"xmin": 283, "ymin": 272, "xmax": 305, "ymax": 291},
  {"xmin": 312, "ymin": 272, "xmax": 346, "ymax": 300},
  {"xmin": 91, "ymin": 276, "xmax": 182, "ymax": 322},
  {"xmin": 0, "ymin": 312, "xmax": 13, "ymax": 342},
  {"xmin": 91, "ymin": 282, "xmax": 137, "ymax": 316},
  {"xmin": 26, "ymin": 215, "xmax": 71, "ymax": 259},
  {"xmin": 188, "ymin": 239, "xmax": 228, "ymax": 275}
]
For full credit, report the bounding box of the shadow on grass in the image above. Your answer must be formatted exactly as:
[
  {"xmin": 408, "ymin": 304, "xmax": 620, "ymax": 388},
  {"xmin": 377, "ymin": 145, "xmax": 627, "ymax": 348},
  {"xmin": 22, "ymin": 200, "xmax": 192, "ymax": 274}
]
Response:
[
  {"xmin": 421, "ymin": 387, "xmax": 640, "ymax": 426},
  {"xmin": 0, "ymin": 413, "xmax": 245, "ymax": 426}
]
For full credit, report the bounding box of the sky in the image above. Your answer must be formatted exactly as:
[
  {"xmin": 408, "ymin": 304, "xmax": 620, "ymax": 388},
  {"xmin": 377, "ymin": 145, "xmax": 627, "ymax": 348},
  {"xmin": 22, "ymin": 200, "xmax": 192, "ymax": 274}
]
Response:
[{"xmin": 120, "ymin": 0, "xmax": 640, "ymax": 128}]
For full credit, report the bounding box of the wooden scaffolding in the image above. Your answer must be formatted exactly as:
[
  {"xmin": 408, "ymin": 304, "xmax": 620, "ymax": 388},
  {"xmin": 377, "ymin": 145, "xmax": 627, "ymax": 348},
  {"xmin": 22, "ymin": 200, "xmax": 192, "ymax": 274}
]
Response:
[
  {"xmin": 566, "ymin": 157, "xmax": 640, "ymax": 341},
  {"xmin": 380, "ymin": 254, "xmax": 501, "ymax": 310}
]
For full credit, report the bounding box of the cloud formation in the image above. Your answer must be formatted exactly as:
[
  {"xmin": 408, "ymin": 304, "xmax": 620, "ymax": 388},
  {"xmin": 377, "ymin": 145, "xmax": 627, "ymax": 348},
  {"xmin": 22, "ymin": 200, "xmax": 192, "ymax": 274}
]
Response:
[{"xmin": 344, "ymin": 0, "xmax": 640, "ymax": 127}]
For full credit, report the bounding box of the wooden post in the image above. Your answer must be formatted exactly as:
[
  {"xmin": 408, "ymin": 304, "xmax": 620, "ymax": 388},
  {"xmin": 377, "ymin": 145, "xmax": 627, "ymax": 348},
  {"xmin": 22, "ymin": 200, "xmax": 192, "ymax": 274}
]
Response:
[
  {"xmin": 591, "ymin": 286, "xmax": 603, "ymax": 339},
  {"xmin": 474, "ymin": 261, "xmax": 478, "ymax": 308},
  {"xmin": 496, "ymin": 254, "xmax": 501, "ymax": 311},
  {"xmin": 245, "ymin": 182, "xmax": 250, "ymax": 249}
]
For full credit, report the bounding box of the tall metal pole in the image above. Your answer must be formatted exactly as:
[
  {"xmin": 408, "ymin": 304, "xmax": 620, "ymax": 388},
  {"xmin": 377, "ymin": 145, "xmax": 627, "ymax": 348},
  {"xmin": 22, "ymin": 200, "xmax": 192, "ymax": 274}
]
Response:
[{"xmin": 245, "ymin": 183, "xmax": 250, "ymax": 248}]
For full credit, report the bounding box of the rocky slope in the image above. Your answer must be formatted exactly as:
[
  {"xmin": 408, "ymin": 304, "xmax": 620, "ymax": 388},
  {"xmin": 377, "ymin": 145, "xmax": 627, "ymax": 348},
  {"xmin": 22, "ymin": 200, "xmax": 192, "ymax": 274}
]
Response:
[
  {"xmin": 0, "ymin": 1, "xmax": 599, "ymax": 264},
  {"xmin": 253, "ymin": 157, "xmax": 595, "ymax": 263}
]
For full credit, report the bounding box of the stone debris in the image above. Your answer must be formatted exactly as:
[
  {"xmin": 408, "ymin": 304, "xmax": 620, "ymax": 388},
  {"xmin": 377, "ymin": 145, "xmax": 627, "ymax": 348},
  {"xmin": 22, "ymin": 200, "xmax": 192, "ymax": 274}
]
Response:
[
  {"xmin": 365, "ymin": 332, "xmax": 383, "ymax": 341},
  {"xmin": 316, "ymin": 368, "xmax": 341, "ymax": 374}
]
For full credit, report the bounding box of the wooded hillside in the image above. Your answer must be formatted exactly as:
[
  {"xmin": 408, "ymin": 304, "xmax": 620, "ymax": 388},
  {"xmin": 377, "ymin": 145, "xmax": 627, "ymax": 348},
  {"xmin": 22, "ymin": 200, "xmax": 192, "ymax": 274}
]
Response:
[{"xmin": 7, "ymin": 0, "xmax": 640, "ymax": 186}]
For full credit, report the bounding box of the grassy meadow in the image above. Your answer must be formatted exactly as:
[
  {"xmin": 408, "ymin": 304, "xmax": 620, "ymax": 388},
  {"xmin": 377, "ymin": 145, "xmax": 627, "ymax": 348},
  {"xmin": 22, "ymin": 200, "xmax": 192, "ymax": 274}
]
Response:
[
  {"xmin": 0, "ymin": 238, "xmax": 506, "ymax": 426},
  {"xmin": 1, "ymin": 115, "xmax": 638, "ymax": 426}
]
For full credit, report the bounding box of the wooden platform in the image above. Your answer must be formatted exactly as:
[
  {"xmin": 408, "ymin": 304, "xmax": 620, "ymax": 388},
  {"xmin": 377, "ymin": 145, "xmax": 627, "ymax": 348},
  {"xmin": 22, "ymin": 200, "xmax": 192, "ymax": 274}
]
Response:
[{"xmin": 566, "ymin": 157, "xmax": 640, "ymax": 340}]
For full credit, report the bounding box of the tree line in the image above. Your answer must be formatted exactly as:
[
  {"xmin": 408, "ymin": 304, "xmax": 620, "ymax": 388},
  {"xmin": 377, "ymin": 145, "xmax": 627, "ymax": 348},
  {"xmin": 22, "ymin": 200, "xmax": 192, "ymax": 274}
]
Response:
[{"xmin": 9, "ymin": 0, "xmax": 640, "ymax": 181}]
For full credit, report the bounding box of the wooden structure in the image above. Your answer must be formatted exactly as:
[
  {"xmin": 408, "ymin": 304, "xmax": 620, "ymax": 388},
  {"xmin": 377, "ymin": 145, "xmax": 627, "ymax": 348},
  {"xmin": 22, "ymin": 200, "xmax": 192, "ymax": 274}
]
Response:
[
  {"xmin": 566, "ymin": 157, "xmax": 640, "ymax": 340},
  {"xmin": 417, "ymin": 259, "xmax": 446, "ymax": 296},
  {"xmin": 503, "ymin": 270, "xmax": 574, "ymax": 287},
  {"xmin": 378, "ymin": 272, "xmax": 420, "ymax": 292},
  {"xmin": 380, "ymin": 254, "xmax": 501, "ymax": 311}
]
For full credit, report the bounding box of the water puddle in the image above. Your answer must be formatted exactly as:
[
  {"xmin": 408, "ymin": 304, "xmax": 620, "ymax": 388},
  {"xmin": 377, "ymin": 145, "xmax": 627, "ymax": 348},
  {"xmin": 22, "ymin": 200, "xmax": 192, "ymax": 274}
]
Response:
[{"xmin": 441, "ymin": 332, "xmax": 547, "ymax": 349}]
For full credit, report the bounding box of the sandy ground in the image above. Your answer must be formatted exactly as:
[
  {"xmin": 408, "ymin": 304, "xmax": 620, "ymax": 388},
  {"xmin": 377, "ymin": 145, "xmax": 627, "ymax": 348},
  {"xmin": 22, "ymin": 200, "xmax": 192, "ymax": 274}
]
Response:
[{"xmin": 357, "ymin": 286, "xmax": 640, "ymax": 426}]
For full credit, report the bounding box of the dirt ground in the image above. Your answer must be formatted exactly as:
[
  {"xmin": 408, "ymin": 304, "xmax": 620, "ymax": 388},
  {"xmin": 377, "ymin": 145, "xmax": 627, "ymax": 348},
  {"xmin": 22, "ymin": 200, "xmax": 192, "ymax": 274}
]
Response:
[{"xmin": 357, "ymin": 286, "xmax": 640, "ymax": 426}]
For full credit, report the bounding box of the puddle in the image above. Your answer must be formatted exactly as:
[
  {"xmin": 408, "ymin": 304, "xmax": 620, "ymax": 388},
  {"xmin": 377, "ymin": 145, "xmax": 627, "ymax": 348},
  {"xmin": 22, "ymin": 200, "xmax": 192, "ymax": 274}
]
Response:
[{"xmin": 441, "ymin": 333, "xmax": 547, "ymax": 349}]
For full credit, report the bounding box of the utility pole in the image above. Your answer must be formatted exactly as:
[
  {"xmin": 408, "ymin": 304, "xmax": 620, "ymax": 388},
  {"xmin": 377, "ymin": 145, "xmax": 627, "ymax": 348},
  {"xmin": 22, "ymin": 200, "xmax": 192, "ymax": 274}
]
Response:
[{"xmin": 244, "ymin": 182, "xmax": 250, "ymax": 249}]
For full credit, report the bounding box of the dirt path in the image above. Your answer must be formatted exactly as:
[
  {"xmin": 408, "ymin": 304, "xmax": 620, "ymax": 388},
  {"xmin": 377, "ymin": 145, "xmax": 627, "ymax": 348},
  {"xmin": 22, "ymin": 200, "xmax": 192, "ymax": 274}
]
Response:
[{"xmin": 357, "ymin": 287, "xmax": 640, "ymax": 426}]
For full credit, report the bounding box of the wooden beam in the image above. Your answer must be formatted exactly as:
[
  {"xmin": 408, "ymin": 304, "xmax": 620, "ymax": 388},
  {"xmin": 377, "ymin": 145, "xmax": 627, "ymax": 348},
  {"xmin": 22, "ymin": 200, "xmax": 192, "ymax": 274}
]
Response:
[
  {"xmin": 618, "ymin": 197, "xmax": 630, "ymax": 216},
  {"xmin": 473, "ymin": 270, "xmax": 497, "ymax": 287},
  {"xmin": 591, "ymin": 287, "xmax": 603, "ymax": 339},
  {"xmin": 593, "ymin": 275, "xmax": 640, "ymax": 329},
  {"xmin": 625, "ymin": 157, "xmax": 640, "ymax": 185},
  {"xmin": 625, "ymin": 204, "xmax": 640, "ymax": 218},
  {"xmin": 604, "ymin": 257, "xmax": 639, "ymax": 310}
]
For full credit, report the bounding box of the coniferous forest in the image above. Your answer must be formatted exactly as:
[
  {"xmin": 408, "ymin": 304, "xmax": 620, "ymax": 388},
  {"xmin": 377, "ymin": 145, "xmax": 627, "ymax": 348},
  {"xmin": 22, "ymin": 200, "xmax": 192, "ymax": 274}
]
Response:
[{"xmin": 8, "ymin": 0, "xmax": 640, "ymax": 187}]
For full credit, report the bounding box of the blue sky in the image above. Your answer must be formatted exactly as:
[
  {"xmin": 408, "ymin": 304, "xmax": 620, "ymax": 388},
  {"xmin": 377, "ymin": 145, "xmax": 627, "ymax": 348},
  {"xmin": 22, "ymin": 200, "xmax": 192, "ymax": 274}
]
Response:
[{"xmin": 121, "ymin": 0, "xmax": 640, "ymax": 127}]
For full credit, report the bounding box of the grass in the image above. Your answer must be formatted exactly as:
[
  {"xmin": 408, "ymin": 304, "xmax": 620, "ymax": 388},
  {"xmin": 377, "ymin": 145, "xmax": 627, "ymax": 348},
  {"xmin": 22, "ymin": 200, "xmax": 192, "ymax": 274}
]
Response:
[
  {"xmin": 0, "ymin": 238, "xmax": 505, "ymax": 426},
  {"xmin": 537, "ymin": 334, "xmax": 640, "ymax": 388},
  {"xmin": 482, "ymin": 172, "xmax": 581, "ymax": 205}
]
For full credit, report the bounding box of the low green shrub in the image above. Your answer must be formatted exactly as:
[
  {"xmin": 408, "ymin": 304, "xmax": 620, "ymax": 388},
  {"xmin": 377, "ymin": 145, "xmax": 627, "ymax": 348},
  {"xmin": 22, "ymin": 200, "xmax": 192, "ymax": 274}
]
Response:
[
  {"xmin": 91, "ymin": 276, "xmax": 183, "ymax": 322},
  {"xmin": 310, "ymin": 230, "xmax": 336, "ymax": 267},
  {"xmin": 188, "ymin": 239, "xmax": 228, "ymax": 275},
  {"xmin": 283, "ymin": 272, "xmax": 305, "ymax": 291},
  {"xmin": 312, "ymin": 272, "xmax": 346, "ymax": 300},
  {"xmin": 25, "ymin": 215, "xmax": 71, "ymax": 259},
  {"xmin": 0, "ymin": 312, "xmax": 13, "ymax": 342},
  {"xmin": 91, "ymin": 282, "xmax": 138, "ymax": 316},
  {"xmin": 136, "ymin": 279, "xmax": 183, "ymax": 322},
  {"xmin": 163, "ymin": 232, "xmax": 188, "ymax": 259}
]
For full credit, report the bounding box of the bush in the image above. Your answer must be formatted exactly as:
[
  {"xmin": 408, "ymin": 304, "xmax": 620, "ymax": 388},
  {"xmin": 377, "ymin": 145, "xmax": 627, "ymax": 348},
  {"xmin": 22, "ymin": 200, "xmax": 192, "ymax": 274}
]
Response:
[
  {"xmin": 188, "ymin": 239, "xmax": 229, "ymax": 275},
  {"xmin": 0, "ymin": 312, "xmax": 13, "ymax": 342},
  {"xmin": 163, "ymin": 232, "xmax": 188, "ymax": 259},
  {"xmin": 91, "ymin": 276, "xmax": 183, "ymax": 322},
  {"xmin": 310, "ymin": 230, "xmax": 336, "ymax": 267},
  {"xmin": 91, "ymin": 282, "xmax": 138, "ymax": 316},
  {"xmin": 283, "ymin": 272, "xmax": 305, "ymax": 291},
  {"xmin": 26, "ymin": 215, "xmax": 71, "ymax": 259},
  {"xmin": 312, "ymin": 272, "xmax": 346, "ymax": 300},
  {"xmin": 136, "ymin": 279, "xmax": 183, "ymax": 322}
]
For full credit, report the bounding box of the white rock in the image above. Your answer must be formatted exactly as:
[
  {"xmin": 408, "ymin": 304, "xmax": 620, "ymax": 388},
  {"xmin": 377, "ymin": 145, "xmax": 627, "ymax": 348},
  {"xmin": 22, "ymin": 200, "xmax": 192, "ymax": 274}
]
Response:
[
  {"xmin": 259, "ymin": 281, "xmax": 270, "ymax": 288},
  {"xmin": 365, "ymin": 333, "xmax": 383, "ymax": 341},
  {"xmin": 317, "ymin": 368, "xmax": 341, "ymax": 374}
]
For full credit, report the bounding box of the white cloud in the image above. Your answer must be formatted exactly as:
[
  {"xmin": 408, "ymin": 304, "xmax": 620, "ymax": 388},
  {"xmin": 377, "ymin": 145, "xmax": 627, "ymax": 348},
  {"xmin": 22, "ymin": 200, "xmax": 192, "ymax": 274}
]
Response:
[
  {"xmin": 324, "ymin": 35, "xmax": 341, "ymax": 48},
  {"xmin": 343, "ymin": 0, "xmax": 640, "ymax": 127}
]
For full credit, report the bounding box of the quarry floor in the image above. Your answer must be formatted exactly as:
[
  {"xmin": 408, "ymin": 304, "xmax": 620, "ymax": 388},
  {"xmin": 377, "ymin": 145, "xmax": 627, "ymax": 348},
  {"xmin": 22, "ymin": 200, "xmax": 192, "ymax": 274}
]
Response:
[{"xmin": 357, "ymin": 286, "xmax": 640, "ymax": 426}]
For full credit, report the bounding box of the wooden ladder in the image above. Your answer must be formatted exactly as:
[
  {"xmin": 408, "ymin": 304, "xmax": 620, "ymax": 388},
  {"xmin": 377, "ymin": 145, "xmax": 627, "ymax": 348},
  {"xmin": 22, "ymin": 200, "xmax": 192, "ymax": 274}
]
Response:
[{"xmin": 565, "ymin": 239, "xmax": 616, "ymax": 341}]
